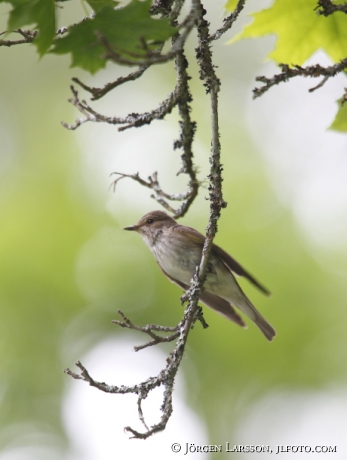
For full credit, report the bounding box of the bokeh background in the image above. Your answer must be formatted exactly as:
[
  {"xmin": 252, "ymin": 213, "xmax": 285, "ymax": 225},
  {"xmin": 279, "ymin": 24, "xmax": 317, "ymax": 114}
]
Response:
[{"xmin": 1, "ymin": 0, "xmax": 347, "ymax": 458}]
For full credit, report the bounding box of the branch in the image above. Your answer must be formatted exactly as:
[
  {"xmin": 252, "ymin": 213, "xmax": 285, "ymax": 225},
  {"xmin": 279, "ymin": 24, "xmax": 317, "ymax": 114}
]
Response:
[
  {"xmin": 65, "ymin": 0, "xmax": 227, "ymax": 440},
  {"xmin": 62, "ymin": 84, "xmax": 180, "ymax": 131},
  {"xmin": 315, "ymin": 0, "xmax": 347, "ymax": 16},
  {"xmin": 107, "ymin": 44, "xmax": 200, "ymax": 218},
  {"xmin": 113, "ymin": 310, "xmax": 180, "ymax": 351},
  {"xmin": 0, "ymin": 29, "xmax": 37, "ymax": 47},
  {"xmin": 71, "ymin": 65, "xmax": 149, "ymax": 101},
  {"xmin": 253, "ymin": 60, "xmax": 347, "ymax": 98},
  {"xmin": 209, "ymin": 0, "xmax": 246, "ymax": 42},
  {"xmin": 110, "ymin": 171, "xmax": 201, "ymax": 217},
  {"xmin": 183, "ymin": 0, "xmax": 226, "ymax": 313},
  {"xmin": 63, "ymin": 0, "xmax": 199, "ymax": 116},
  {"xmin": 66, "ymin": 1, "xmax": 200, "ymax": 217},
  {"xmin": 65, "ymin": 305, "xmax": 208, "ymax": 439}
]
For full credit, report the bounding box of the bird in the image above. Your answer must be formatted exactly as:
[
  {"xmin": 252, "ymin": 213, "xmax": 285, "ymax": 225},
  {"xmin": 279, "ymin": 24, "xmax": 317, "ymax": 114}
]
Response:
[{"xmin": 124, "ymin": 210, "xmax": 276, "ymax": 341}]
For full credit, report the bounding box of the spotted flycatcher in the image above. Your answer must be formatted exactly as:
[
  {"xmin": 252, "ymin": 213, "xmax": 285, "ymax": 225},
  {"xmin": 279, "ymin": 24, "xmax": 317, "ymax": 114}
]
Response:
[{"xmin": 124, "ymin": 210, "xmax": 276, "ymax": 341}]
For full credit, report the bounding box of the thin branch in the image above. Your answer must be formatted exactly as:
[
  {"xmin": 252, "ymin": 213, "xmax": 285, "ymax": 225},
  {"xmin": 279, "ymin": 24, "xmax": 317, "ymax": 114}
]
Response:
[
  {"xmin": 97, "ymin": 1, "xmax": 199, "ymax": 68},
  {"xmin": 107, "ymin": 4, "xmax": 199, "ymax": 218},
  {"xmin": 172, "ymin": 47, "xmax": 199, "ymax": 217},
  {"xmin": 61, "ymin": 0, "xmax": 200, "ymax": 216},
  {"xmin": 62, "ymin": 85, "xmax": 180, "ymax": 131},
  {"xmin": 72, "ymin": 65, "xmax": 149, "ymax": 100},
  {"xmin": 0, "ymin": 29, "xmax": 37, "ymax": 47},
  {"xmin": 111, "ymin": 171, "xmax": 199, "ymax": 216},
  {"xmin": 65, "ymin": 303, "xmax": 207, "ymax": 439},
  {"xmin": 342, "ymin": 87, "xmax": 347, "ymax": 105},
  {"xmin": 209, "ymin": 0, "xmax": 246, "ymax": 42},
  {"xmin": 113, "ymin": 310, "xmax": 180, "ymax": 352},
  {"xmin": 150, "ymin": 0, "xmax": 176, "ymax": 17},
  {"xmin": 253, "ymin": 60, "xmax": 347, "ymax": 98},
  {"xmin": 315, "ymin": 0, "xmax": 347, "ymax": 16},
  {"xmin": 184, "ymin": 0, "xmax": 226, "ymax": 308}
]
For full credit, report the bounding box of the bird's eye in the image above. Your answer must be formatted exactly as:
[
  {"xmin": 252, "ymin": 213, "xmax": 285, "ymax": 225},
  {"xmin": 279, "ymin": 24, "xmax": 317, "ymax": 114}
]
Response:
[{"xmin": 147, "ymin": 218, "xmax": 154, "ymax": 224}]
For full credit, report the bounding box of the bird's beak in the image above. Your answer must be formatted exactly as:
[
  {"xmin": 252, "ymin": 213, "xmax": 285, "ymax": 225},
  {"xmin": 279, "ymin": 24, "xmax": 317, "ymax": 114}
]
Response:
[{"xmin": 124, "ymin": 224, "xmax": 138, "ymax": 231}]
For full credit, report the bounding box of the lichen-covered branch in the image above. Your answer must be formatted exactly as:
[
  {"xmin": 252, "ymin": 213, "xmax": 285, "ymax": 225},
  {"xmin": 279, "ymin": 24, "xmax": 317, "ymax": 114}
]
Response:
[
  {"xmin": 62, "ymin": 84, "xmax": 181, "ymax": 131},
  {"xmin": 71, "ymin": 66, "xmax": 149, "ymax": 101},
  {"xmin": 0, "ymin": 29, "xmax": 37, "ymax": 47},
  {"xmin": 65, "ymin": 304, "xmax": 207, "ymax": 439},
  {"xmin": 209, "ymin": 0, "xmax": 246, "ymax": 42},
  {"xmin": 315, "ymin": 0, "xmax": 347, "ymax": 16},
  {"xmin": 110, "ymin": 171, "xmax": 201, "ymax": 217},
  {"xmin": 253, "ymin": 60, "xmax": 347, "ymax": 99},
  {"xmin": 65, "ymin": 0, "xmax": 240, "ymax": 440},
  {"xmin": 113, "ymin": 309, "xmax": 180, "ymax": 351},
  {"xmin": 179, "ymin": 0, "xmax": 227, "ymax": 312}
]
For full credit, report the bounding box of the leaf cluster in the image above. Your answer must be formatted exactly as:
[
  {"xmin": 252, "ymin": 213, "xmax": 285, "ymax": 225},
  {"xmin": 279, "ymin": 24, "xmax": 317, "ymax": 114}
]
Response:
[
  {"xmin": 0, "ymin": 0, "xmax": 177, "ymax": 72},
  {"xmin": 230, "ymin": 0, "xmax": 347, "ymax": 132}
]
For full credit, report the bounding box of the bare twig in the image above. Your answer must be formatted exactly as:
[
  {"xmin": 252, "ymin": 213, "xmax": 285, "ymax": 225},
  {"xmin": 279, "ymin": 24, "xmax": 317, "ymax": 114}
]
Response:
[
  {"xmin": 65, "ymin": 302, "xmax": 207, "ymax": 439},
  {"xmin": 209, "ymin": 0, "xmax": 246, "ymax": 42},
  {"xmin": 62, "ymin": 85, "xmax": 180, "ymax": 131},
  {"xmin": 113, "ymin": 310, "xmax": 180, "ymax": 352},
  {"xmin": 315, "ymin": 0, "xmax": 347, "ymax": 16},
  {"xmin": 0, "ymin": 29, "xmax": 37, "ymax": 47},
  {"xmin": 72, "ymin": 66, "xmax": 149, "ymax": 100},
  {"xmin": 253, "ymin": 60, "xmax": 347, "ymax": 98},
  {"xmin": 342, "ymin": 87, "xmax": 347, "ymax": 105},
  {"xmin": 110, "ymin": 171, "xmax": 200, "ymax": 217},
  {"xmin": 62, "ymin": 0, "xmax": 202, "ymax": 217}
]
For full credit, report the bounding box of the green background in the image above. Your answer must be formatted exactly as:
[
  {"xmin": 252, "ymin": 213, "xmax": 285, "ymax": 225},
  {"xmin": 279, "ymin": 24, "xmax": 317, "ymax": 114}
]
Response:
[{"xmin": 1, "ymin": 0, "xmax": 347, "ymax": 458}]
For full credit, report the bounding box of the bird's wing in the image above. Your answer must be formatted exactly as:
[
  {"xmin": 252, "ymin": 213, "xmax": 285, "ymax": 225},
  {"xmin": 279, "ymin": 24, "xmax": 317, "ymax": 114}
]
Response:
[
  {"xmin": 212, "ymin": 244, "xmax": 271, "ymax": 296},
  {"xmin": 158, "ymin": 264, "xmax": 246, "ymax": 328},
  {"xmin": 198, "ymin": 291, "xmax": 246, "ymax": 327},
  {"xmin": 173, "ymin": 224, "xmax": 206, "ymax": 244},
  {"xmin": 174, "ymin": 224, "xmax": 271, "ymax": 296}
]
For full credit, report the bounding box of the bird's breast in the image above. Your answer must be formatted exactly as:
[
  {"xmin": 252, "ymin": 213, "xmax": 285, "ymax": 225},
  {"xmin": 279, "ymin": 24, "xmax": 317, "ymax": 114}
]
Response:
[{"xmin": 151, "ymin": 234, "xmax": 201, "ymax": 284}]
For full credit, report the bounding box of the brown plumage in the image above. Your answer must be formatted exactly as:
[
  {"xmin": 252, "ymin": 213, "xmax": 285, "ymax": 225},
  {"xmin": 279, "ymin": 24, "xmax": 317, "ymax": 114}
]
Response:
[{"xmin": 124, "ymin": 210, "xmax": 276, "ymax": 341}]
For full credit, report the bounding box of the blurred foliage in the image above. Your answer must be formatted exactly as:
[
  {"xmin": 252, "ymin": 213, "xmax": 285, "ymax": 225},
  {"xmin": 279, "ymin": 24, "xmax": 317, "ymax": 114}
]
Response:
[
  {"xmin": 0, "ymin": 0, "xmax": 55, "ymax": 55},
  {"xmin": 229, "ymin": 0, "xmax": 347, "ymax": 132},
  {"xmin": 330, "ymin": 98, "xmax": 347, "ymax": 132},
  {"xmin": 52, "ymin": 0, "xmax": 177, "ymax": 73},
  {"xmin": 1, "ymin": 0, "xmax": 347, "ymax": 458},
  {"xmin": 230, "ymin": 0, "xmax": 347, "ymax": 64},
  {"xmin": 0, "ymin": 0, "xmax": 177, "ymax": 70}
]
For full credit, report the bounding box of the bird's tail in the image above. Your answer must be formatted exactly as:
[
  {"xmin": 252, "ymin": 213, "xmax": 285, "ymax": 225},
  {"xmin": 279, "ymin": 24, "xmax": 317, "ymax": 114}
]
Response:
[
  {"xmin": 235, "ymin": 294, "xmax": 276, "ymax": 341},
  {"xmin": 253, "ymin": 312, "xmax": 276, "ymax": 341}
]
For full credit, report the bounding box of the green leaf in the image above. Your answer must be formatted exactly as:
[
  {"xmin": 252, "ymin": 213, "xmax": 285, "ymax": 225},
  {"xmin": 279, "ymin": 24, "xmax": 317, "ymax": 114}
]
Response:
[
  {"xmin": 52, "ymin": 0, "xmax": 177, "ymax": 74},
  {"xmin": 330, "ymin": 99, "xmax": 347, "ymax": 132},
  {"xmin": 230, "ymin": 0, "xmax": 347, "ymax": 65},
  {"xmin": 2, "ymin": 0, "xmax": 55, "ymax": 55},
  {"xmin": 225, "ymin": 0, "xmax": 238, "ymax": 11}
]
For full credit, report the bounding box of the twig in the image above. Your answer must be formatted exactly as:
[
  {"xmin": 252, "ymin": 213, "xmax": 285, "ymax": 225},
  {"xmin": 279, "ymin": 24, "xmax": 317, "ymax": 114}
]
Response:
[
  {"xmin": 110, "ymin": 171, "xmax": 200, "ymax": 217},
  {"xmin": 253, "ymin": 60, "xmax": 347, "ymax": 98},
  {"xmin": 72, "ymin": 66, "xmax": 149, "ymax": 100},
  {"xmin": 209, "ymin": 0, "xmax": 246, "ymax": 42},
  {"xmin": 0, "ymin": 29, "xmax": 37, "ymax": 47},
  {"xmin": 62, "ymin": 0, "xmax": 201, "ymax": 217},
  {"xmin": 66, "ymin": 303, "xmax": 207, "ymax": 439},
  {"xmin": 113, "ymin": 310, "xmax": 180, "ymax": 352},
  {"xmin": 62, "ymin": 83, "xmax": 181, "ymax": 131},
  {"xmin": 315, "ymin": 0, "xmax": 347, "ymax": 16}
]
